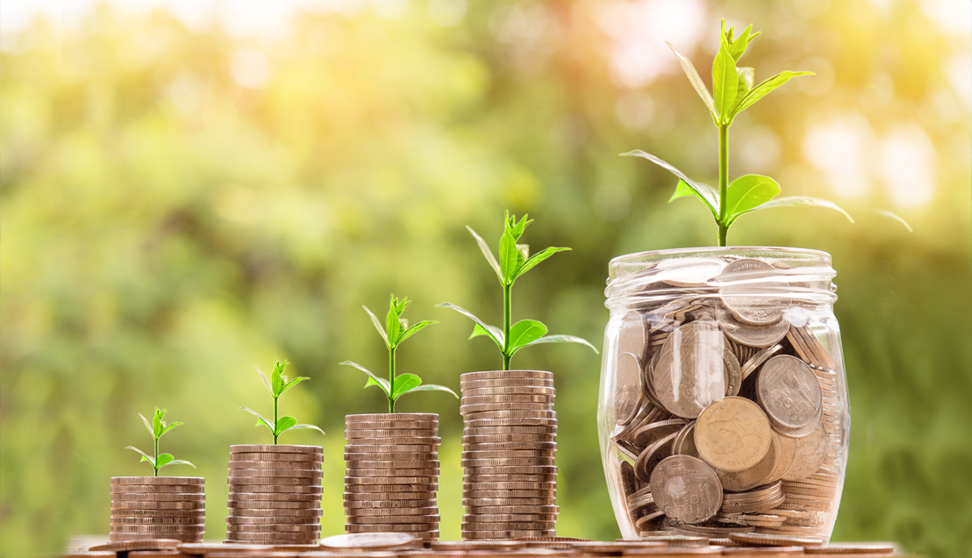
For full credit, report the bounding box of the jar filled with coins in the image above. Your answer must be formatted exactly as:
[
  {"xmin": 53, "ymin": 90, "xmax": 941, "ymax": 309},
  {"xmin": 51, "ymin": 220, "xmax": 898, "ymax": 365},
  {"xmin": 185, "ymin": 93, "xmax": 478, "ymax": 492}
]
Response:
[{"xmin": 597, "ymin": 248, "xmax": 849, "ymax": 542}]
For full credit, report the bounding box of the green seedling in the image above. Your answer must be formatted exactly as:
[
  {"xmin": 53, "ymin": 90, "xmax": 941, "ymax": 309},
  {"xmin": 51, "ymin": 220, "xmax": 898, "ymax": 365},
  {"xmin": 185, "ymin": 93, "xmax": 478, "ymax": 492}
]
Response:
[
  {"xmin": 439, "ymin": 212, "xmax": 597, "ymax": 370},
  {"xmin": 623, "ymin": 20, "xmax": 854, "ymax": 246},
  {"xmin": 342, "ymin": 295, "xmax": 458, "ymax": 413},
  {"xmin": 239, "ymin": 358, "xmax": 325, "ymax": 444},
  {"xmin": 127, "ymin": 407, "xmax": 195, "ymax": 477}
]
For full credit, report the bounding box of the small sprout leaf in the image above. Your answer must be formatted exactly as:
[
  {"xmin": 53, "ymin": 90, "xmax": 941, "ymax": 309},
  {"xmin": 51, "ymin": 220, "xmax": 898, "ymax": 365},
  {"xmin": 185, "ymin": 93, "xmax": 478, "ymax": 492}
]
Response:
[
  {"xmin": 152, "ymin": 408, "xmax": 164, "ymax": 439},
  {"xmin": 156, "ymin": 453, "xmax": 174, "ymax": 468},
  {"xmin": 725, "ymin": 174, "xmax": 781, "ymax": 221},
  {"xmin": 407, "ymin": 384, "xmax": 459, "ymax": 398},
  {"xmin": 285, "ymin": 424, "xmax": 326, "ymax": 436},
  {"xmin": 499, "ymin": 229, "xmax": 520, "ymax": 284},
  {"xmin": 280, "ymin": 376, "xmax": 309, "ymax": 396},
  {"xmin": 391, "ymin": 373, "xmax": 423, "ymax": 400},
  {"xmin": 669, "ymin": 179, "xmax": 720, "ymax": 220},
  {"xmin": 340, "ymin": 361, "xmax": 391, "ymax": 397},
  {"xmin": 254, "ymin": 366, "xmax": 272, "ymax": 395},
  {"xmin": 386, "ymin": 295, "xmax": 407, "ymax": 347},
  {"xmin": 398, "ymin": 320, "xmax": 437, "ymax": 345},
  {"xmin": 508, "ymin": 320, "xmax": 548, "ymax": 351},
  {"xmin": 467, "ymin": 226, "xmax": 504, "ymax": 282},
  {"xmin": 735, "ymin": 67, "xmax": 755, "ymax": 102},
  {"xmin": 712, "ymin": 40, "xmax": 738, "ymax": 122},
  {"xmin": 159, "ymin": 422, "xmax": 184, "ymax": 438},
  {"xmin": 622, "ymin": 151, "xmax": 719, "ymax": 212},
  {"xmin": 139, "ymin": 414, "xmax": 154, "ymax": 437},
  {"xmin": 731, "ymin": 196, "xmax": 854, "ymax": 226},
  {"xmin": 437, "ymin": 303, "xmax": 504, "ymax": 347},
  {"xmin": 238, "ymin": 406, "xmax": 275, "ymax": 434},
  {"xmin": 271, "ymin": 359, "xmax": 288, "ymax": 396},
  {"xmin": 127, "ymin": 446, "xmax": 155, "ymax": 466},
  {"xmin": 164, "ymin": 459, "xmax": 196, "ymax": 469},
  {"xmin": 732, "ymin": 71, "xmax": 814, "ymax": 118},
  {"xmin": 874, "ymin": 208, "xmax": 914, "ymax": 232},
  {"xmin": 727, "ymin": 24, "xmax": 757, "ymax": 61},
  {"xmin": 363, "ymin": 305, "xmax": 390, "ymax": 347},
  {"xmin": 522, "ymin": 334, "xmax": 600, "ymax": 354},
  {"xmin": 514, "ymin": 247, "xmax": 571, "ymax": 280},
  {"xmin": 666, "ymin": 41, "xmax": 718, "ymax": 121},
  {"xmin": 274, "ymin": 416, "xmax": 298, "ymax": 435}
]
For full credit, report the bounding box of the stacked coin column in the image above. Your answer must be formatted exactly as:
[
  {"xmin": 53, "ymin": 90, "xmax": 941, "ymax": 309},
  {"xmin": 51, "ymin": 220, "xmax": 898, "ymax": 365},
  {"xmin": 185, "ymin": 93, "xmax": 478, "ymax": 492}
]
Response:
[
  {"xmin": 109, "ymin": 477, "xmax": 205, "ymax": 542},
  {"xmin": 344, "ymin": 413, "xmax": 441, "ymax": 540},
  {"xmin": 460, "ymin": 370, "xmax": 558, "ymax": 540},
  {"xmin": 225, "ymin": 445, "xmax": 323, "ymax": 545}
]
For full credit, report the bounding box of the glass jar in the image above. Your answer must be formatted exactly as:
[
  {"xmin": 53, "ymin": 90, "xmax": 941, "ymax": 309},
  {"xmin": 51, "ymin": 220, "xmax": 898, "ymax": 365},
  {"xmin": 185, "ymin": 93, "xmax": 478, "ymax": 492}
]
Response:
[{"xmin": 597, "ymin": 247, "xmax": 849, "ymax": 542}]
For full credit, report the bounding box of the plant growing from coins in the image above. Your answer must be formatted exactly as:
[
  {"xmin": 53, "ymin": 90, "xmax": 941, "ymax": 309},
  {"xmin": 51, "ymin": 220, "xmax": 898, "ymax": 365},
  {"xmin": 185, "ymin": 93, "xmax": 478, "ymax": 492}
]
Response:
[
  {"xmin": 126, "ymin": 407, "xmax": 195, "ymax": 477},
  {"xmin": 439, "ymin": 212, "xmax": 597, "ymax": 370},
  {"xmin": 239, "ymin": 358, "xmax": 325, "ymax": 444},
  {"xmin": 623, "ymin": 21, "xmax": 853, "ymax": 246},
  {"xmin": 342, "ymin": 295, "xmax": 458, "ymax": 413}
]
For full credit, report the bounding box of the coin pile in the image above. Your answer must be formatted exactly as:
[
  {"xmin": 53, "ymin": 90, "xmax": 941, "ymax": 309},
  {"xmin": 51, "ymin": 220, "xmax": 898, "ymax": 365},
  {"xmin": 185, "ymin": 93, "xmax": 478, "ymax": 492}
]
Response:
[
  {"xmin": 460, "ymin": 370, "xmax": 558, "ymax": 540},
  {"xmin": 608, "ymin": 257, "xmax": 845, "ymax": 539},
  {"xmin": 225, "ymin": 444, "xmax": 323, "ymax": 545},
  {"xmin": 109, "ymin": 477, "xmax": 205, "ymax": 543},
  {"xmin": 343, "ymin": 413, "xmax": 440, "ymax": 540}
]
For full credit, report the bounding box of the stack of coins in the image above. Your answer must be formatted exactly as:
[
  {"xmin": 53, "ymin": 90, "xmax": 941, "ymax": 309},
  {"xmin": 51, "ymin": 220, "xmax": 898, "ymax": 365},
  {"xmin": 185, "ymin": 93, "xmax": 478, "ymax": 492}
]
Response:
[
  {"xmin": 225, "ymin": 445, "xmax": 323, "ymax": 545},
  {"xmin": 109, "ymin": 477, "xmax": 205, "ymax": 542},
  {"xmin": 606, "ymin": 257, "xmax": 847, "ymax": 540},
  {"xmin": 344, "ymin": 414, "xmax": 440, "ymax": 540},
  {"xmin": 460, "ymin": 370, "xmax": 558, "ymax": 540}
]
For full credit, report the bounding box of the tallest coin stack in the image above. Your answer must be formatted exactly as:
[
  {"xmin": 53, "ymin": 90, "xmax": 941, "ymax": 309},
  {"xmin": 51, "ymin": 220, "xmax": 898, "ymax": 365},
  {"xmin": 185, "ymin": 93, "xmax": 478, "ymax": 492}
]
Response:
[{"xmin": 460, "ymin": 370, "xmax": 559, "ymax": 540}]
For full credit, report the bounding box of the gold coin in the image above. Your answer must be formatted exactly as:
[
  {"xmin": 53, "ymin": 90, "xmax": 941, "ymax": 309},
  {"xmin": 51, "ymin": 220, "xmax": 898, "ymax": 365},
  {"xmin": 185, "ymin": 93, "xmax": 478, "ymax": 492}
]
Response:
[
  {"xmin": 226, "ymin": 500, "xmax": 316, "ymax": 509},
  {"xmin": 464, "ymin": 418, "xmax": 558, "ymax": 428},
  {"xmin": 460, "ymin": 404, "xmax": 555, "ymax": 414},
  {"xmin": 111, "ymin": 477, "xmax": 204, "ymax": 485},
  {"xmin": 344, "ymin": 420, "xmax": 438, "ymax": 431},
  {"xmin": 225, "ymin": 484, "xmax": 322, "ymax": 493},
  {"xmin": 695, "ymin": 397, "xmax": 772, "ymax": 472},
  {"xmin": 717, "ymin": 432, "xmax": 781, "ymax": 492},
  {"xmin": 462, "ymin": 514, "xmax": 556, "ymax": 523},
  {"xmin": 111, "ymin": 501, "xmax": 204, "ymax": 510},
  {"xmin": 342, "ymin": 436, "xmax": 441, "ymax": 445},
  {"xmin": 462, "ymin": 449, "xmax": 556, "ymax": 458},
  {"xmin": 228, "ymin": 461, "xmax": 321, "ymax": 470},
  {"xmin": 348, "ymin": 506, "xmax": 438, "ymax": 516},
  {"xmin": 229, "ymin": 453, "xmax": 322, "ymax": 463},
  {"xmin": 345, "ymin": 483, "xmax": 436, "ymax": 493},
  {"xmin": 781, "ymin": 424, "xmax": 830, "ymax": 481},
  {"xmin": 460, "ymin": 465, "xmax": 558, "ymax": 475},
  {"xmin": 111, "ymin": 509, "xmax": 204, "ymax": 518},
  {"xmin": 346, "ymin": 413, "xmax": 438, "ymax": 422},
  {"xmin": 345, "ymin": 514, "xmax": 440, "ymax": 524},
  {"xmin": 465, "ymin": 505, "xmax": 559, "ymax": 514},
  {"xmin": 343, "ymin": 492, "xmax": 435, "ymax": 501},
  {"xmin": 228, "ymin": 468, "xmax": 322, "ymax": 478},
  {"xmin": 461, "ymin": 394, "xmax": 554, "ymax": 404},
  {"xmin": 461, "ymin": 458, "xmax": 556, "ymax": 468},
  {"xmin": 229, "ymin": 508, "xmax": 322, "ymax": 517},
  {"xmin": 227, "ymin": 492, "xmax": 321, "ymax": 502},
  {"xmin": 345, "ymin": 429, "xmax": 439, "ymax": 438},
  {"xmin": 109, "ymin": 484, "xmax": 204, "ymax": 493},
  {"xmin": 226, "ymin": 523, "xmax": 320, "ymax": 533},
  {"xmin": 227, "ymin": 477, "xmax": 320, "ymax": 486},
  {"xmin": 461, "ymin": 370, "xmax": 553, "ymax": 380},
  {"xmin": 110, "ymin": 517, "xmax": 203, "ymax": 525},
  {"xmin": 462, "ymin": 498, "xmax": 556, "ymax": 507},
  {"xmin": 226, "ymin": 516, "xmax": 320, "ymax": 525},
  {"xmin": 230, "ymin": 445, "xmax": 321, "ymax": 455},
  {"xmin": 111, "ymin": 493, "xmax": 205, "ymax": 501},
  {"xmin": 460, "ymin": 379, "xmax": 555, "ymax": 390},
  {"xmin": 463, "ymin": 386, "xmax": 556, "ymax": 397}
]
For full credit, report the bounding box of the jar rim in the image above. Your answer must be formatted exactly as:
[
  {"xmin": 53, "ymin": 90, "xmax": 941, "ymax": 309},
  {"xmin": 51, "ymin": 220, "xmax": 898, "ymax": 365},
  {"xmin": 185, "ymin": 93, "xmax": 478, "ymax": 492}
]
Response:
[{"xmin": 609, "ymin": 246, "xmax": 831, "ymax": 268}]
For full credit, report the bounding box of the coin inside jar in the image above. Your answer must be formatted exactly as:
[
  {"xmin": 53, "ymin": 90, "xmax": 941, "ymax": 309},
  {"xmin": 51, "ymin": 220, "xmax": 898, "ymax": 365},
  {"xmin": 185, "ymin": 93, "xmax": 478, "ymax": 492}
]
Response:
[
  {"xmin": 615, "ymin": 352, "xmax": 645, "ymax": 426},
  {"xmin": 756, "ymin": 355, "xmax": 824, "ymax": 436},
  {"xmin": 648, "ymin": 455, "xmax": 723, "ymax": 524},
  {"xmin": 694, "ymin": 397, "xmax": 772, "ymax": 473},
  {"xmin": 651, "ymin": 321, "xmax": 727, "ymax": 419},
  {"xmin": 716, "ymin": 259, "xmax": 786, "ymax": 326}
]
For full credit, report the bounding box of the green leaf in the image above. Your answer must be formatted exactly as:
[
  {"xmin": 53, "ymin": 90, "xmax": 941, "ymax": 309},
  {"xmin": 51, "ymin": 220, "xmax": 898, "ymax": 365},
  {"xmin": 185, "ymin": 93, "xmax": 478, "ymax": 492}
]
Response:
[
  {"xmin": 669, "ymin": 179, "xmax": 720, "ymax": 220},
  {"xmin": 152, "ymin": 408, "xmax": 164, "ymax": 439},
  {"xmin": 513, "ymin": 247, "xmax": 571, "ymax": 280},
  {"xmin": 712, "ymin": 39, "xmax": 738, "ymax": 122},
  {"xmin": 391, "ymin": 373, "xmax": 423, "ymax": 400},
  {"xmin": 406, "ymin": 384, "xmax": 459, "ymax": 398},
  {"xmin": 271, "ymin": 361, "xmax": 285, "ymax": 397},
  {"xmin": 622, "ymin": 151, "xmax": 718, "ymax": 214},
  {"xmin": 874, "ymin": 208, "xmax": 913, "ymax": 232},
  {"xmin": 362, "ymin": 305, "xmax": 389, "ymax": 348},
  {"xmin": 467, "ymin": 226, "xmax": 503, "ymax": 282},
  {"xmin": 274, "ymin": 416, "xmax": 298, "ymax": 435},
  {"xmin": 280, "ymin": 376, "xmax": 309, "ymax": 396},
  {"xmin": 156, "ymin": 453, "xmax": 174, "ymax": 469},
  {"xmin": 285, "ymin": 424, "xmax": 326, "ymax": 436},
  {"xmin": 436, "ymin": 303, "xmax": 504, "ymax": 348},
  {"xmin": 238, "ymin": 406, "xmax": 276, "ymax": 434},
  {"xmin": 725, "ymin": 174, "xmax": 781, "ymax": 223},
  {"xmin": 521, "ymin": 334, "xmax": 599, "ymax": 354},
  {"xmin": 666, "ymin": 41, "xmax": 717, "ymax": 121},
  {"xmin": 161, "ymin": 459, "xmax": 195, "ymax": 469},
  {"xmin": 139, "ymin": 413, "xmax": 154, "ymax": 438},
  {"xmin": 507, "ymin": 320, "xmax": 548, "ymax": 352},
  {"xmin": 731, "ymin": 196, "xmax": 854, "ymax": 225},
  {"xmin": 498, "ymin": 229, "xmax": 519, "ymax": 284},
  {"xmin": 506, "ymin": 211, "xmax": 532, "ymax": 241},
  {"xmin": 732, "ymin": 71, "xmax": 814, "ymax": 118},
  {"xmin": 398, "ymin": 320, "xmax": 437, "ymax": 345},
  {"xmin": 254, "ymin": 366, "xmax": 273, "ymax": 395},
  {"xmin": 127, "ymin": 446, "xmax": 155, "ymax": 467},
  {"xmin": 159, "ymin": 422, "xmax": 183, "ymax": 438},
  {"xmin": 339, "ymin": 361, "xmax": 391, "ymax": 398},
  {"xmin": 386, "ymin": 295, "xmax": 407, "ymax": 347},
  {"xmin": 735, "ymin": 67, "xmax": 754, "ymax": 103},
  {"xmin": 728, "ymin": 24, "xmax": 758, "ymax": 61}
]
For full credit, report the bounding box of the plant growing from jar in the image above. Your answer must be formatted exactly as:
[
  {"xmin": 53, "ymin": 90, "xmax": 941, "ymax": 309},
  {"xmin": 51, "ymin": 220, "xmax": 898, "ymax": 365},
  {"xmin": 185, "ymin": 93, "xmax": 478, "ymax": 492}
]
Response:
[
  {"xmin": 239, "ymin": 358, "xmax": 325, "ymax": 443},
  {"xmin": 622, "ymin": 21, "xmax": 853, "ymax": 247},
  {"xmin": 127, "ymin": 407, "xmax": 195, "ymax": 477},
  {"xmin": 438, "ymin": 211, "xmax": 597, "ymax": 370},
  {"xmin": 341, "ymin": 294, "xmax": 458, "ymax": 412}
]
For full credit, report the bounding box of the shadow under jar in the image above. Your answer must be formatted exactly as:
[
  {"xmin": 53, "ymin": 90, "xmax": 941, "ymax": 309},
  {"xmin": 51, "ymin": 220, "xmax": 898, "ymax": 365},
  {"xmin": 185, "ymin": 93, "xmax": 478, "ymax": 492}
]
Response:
[{"xmin": 597, "ymin": 247, "xmax": 849, "ymax": 542}]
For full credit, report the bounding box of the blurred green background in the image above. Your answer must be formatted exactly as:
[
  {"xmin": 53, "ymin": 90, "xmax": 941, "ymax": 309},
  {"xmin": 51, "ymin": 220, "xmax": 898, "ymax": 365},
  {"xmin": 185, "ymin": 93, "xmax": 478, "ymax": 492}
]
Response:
[{"xmin": 1, "ymin": 0, "xmax": 970, "ymax": 556}]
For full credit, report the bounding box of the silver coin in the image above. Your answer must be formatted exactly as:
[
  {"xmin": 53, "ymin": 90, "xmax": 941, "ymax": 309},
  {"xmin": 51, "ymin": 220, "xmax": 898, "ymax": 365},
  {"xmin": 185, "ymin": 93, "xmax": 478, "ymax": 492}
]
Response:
[
  {"xmin": 649, "ymin": 455, "xmax": 723, "ymax": 523},
  {"xmin": 757, "ymin": 355, "xmax": 824, "ymax": 433}
]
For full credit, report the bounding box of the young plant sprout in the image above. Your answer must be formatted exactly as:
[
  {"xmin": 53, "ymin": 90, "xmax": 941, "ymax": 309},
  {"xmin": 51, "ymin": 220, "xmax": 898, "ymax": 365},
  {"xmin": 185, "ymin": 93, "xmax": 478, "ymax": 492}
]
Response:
[
  {"xmin": 623, "ymin": 20, "xmax": 853, "ymax": 247},
  {"xmin": 439, "ymin": 212, "xmax": 597, "ymax": 371},
  {"xmin": 239, "ymin": 359, "xmax": 325, "ymax": 444},
  {"xmin": 127, "ymin": 407, "xmax": 195, "ymax": 477},
  {"xmin": 342, "ymin": 295, "xmax": 458, "ymax": 413}
]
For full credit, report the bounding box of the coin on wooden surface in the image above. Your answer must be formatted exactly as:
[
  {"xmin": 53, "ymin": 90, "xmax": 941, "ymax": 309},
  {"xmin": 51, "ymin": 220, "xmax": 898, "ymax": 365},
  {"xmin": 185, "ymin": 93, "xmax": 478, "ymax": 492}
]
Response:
[
  {"xmin": 728, "ymin": 532, "xmax": 825, "ymax": 547},
  {"xmin": 695, "ymin": 396, "xmax": 772, "ymax": 472},
  {"xmin": 649, "ymin": 455, "xmax": 722, "ymax": 523},
  {"xmin": 757, "ymin": 355, "xmax": 823, "ymax": 435},
  {"xmin": 89, "ymin": 539, "xmax": 181, "ymax": 551}
]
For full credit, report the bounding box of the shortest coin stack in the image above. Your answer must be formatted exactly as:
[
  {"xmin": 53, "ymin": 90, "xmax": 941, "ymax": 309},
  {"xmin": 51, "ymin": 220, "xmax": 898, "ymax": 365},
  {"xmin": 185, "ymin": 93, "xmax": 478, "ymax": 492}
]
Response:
[
  {"xmin": 460, "ymin": 370, "xmax": 559, "ymax": 540},
  {"xmin": 110, "ymin": 477, "xmax": 205, "ymax": 543},
  {"xmin": 344, "ymin": 413, "xmax": 441, "ymax": 540},
  {"xmin": 225, "ymin": 444, "xmax": 323, "ymax": 545}
]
